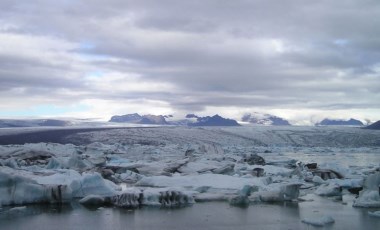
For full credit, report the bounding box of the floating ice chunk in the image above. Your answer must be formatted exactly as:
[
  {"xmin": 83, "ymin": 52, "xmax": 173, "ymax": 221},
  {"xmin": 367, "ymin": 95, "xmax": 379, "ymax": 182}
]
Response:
[
  {"xmin": 261, "ymin": 176, "xmax": 273, "ymax": 185},
  {"xmin": 241, "ymin": 154, "xmax": 265, "ymax": 165},
  {"xmin": 194, "ymin": 193, "xmax": 227, "ymax": 202},
  {"xmin": 67, "ymin": 154, "xmax": 93, "ymax": 170},
  {"xmin": 301, "ymin": 215, "xmax": 335, "ymax": 226},
  {"xmin": 134, "ymin": 160, "xmax": 185, "ymax": 176},
  {"xmin": 109, "ymin": 188, "xmax": 194, "ymax": 208},
  {"xmin": 163, "ymin": 158, "xmax": 189, "ymax": 174},
  {"xmin": 353, "ymin": 190, "xmax": 380, "ymax": 207},
  {"xmin": 118, "ymin": 170, "xmax": 144, "ymax": 183},
  {"xmin": 1, "ymin": 158, "xmax": 19, "ymax": 169},
  {"xmin": 363, "ymin": 172, "xmax": 380, "ymax": 190},
  {"xmin": 107, "ymin": 156, "xmax": 130, "ymax": 166},
  {"xmin": 211, "ymin": 163, "xmax": 235, "ymax": 175},
  {"xmin": 250, "ymin": 165, "xmax": 292, "ymax": 176},
  {"xmin": 368, "ymin": 211, "xmax": 380, "ymax": 217},
  {"xmin": 196, "ymin": 143, "xmax": 224, "ymax": 155},
  {"xmin": 0, "ymin": 169, "xmax": 72, "ymax": 205},
  {"xmin": 2, "ymin": 206, "xmax": 28, "ymax": 217},
  {"xmin": 229, "ymin": 195, "xmax": 249, "ymax": 206},
  {"xmin": 8, "ymin": 206, "xmax": 27, "ymax": 213},
  {"xmin": 239, "ymin": 185, "xmax": 258, "ymax": 196},
  {"xmin": 257, "ymin": 191, "xmax": 285, "ymax": 202},
  {"xmin": 144, "ymin": 189, "xmax": 194, "ymax": 207},
  {"xmin": 255, "ymin": 183, "xmax": 301, "ymax": 202},
  {"xmin": 280, "ymin": 183, "xmax": 301, "ymax": 200},
  {"xmin": 312, "ymin": 176, "xmax": 326, "ymax": 184},
  {"xmin": 353, "ymin": 172, "xmax": 380, "ymax": 207},
  {"xmin": 251, "ymin": 168, "xmax": 265, "ymax": 177},
  {"xmin": 79, "ymin": 195, "xmax": 106, "ymax": 207},
  {"xmin": 35, "ymin": 169, "xmax": 81, "ymax": 185},
  {"xmin": 87, "ymin": 156, "xmax": 106, "ymax": 166},
  {"xmin": 70, "ymin": 173, "xmax": 119, "ymax": 198},
  {"xmin": 319, "ymin": 163, "xmax": 349, "ymax": 177},
  {"xmin": 45, "ymin": 157, "xmax": 65, "ymax": 169},
  {"xmin": 315, "ymin": 183, "xmax": 342, "ymax": 196},
  {"xmin": 229, "ymin": 185, "xmax": 259, "ymax": 207},
  {"xmin": 311, "ymin": 169, "xmax": 344, "ymax": 180},
  {"xmin": 177, "ymin": 161, "xmax": 219, "ymax": 174},
  {"xmin": 331, "ymin": 178, "xmax": 363, "ymax": 188},
  {"xmin": 111, "ymin": 191, "xmax": 141, "ymax": 208},
  {"xmin": 46, "ymin": 155, "xmax": 94, "ymax": 170}
]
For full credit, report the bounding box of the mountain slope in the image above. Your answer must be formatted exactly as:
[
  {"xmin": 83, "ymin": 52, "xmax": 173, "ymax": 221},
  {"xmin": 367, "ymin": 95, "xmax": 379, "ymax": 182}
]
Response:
[{"xmin": 365, "ymin": 120, "xmax": 380, "ymax": 130}]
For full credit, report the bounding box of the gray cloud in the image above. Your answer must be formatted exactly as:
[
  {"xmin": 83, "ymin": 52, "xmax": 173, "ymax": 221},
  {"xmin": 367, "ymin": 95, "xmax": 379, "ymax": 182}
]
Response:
[{"xmin": 0, "ymin": 0, "xmax": 379, "ymax": 120}]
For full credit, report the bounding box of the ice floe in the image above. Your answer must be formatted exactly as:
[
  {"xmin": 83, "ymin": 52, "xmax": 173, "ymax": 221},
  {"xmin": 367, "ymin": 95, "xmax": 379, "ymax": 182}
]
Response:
[{"xmin": 302, "ymin": 215, "xmax": 335, "ymax": 227}]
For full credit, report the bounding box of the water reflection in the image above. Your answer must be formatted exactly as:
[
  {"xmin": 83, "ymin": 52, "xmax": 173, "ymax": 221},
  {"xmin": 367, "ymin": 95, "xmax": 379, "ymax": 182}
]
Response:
[{"xmin": 0, "ymin": 201, "xmax": 379, "ymax": 230}]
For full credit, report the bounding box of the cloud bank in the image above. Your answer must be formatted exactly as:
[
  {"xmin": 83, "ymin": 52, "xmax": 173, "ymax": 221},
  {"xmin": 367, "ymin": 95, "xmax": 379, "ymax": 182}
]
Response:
[{"xmin": 1, "ymin": 0, "xmax": 379, "ymax": 123}]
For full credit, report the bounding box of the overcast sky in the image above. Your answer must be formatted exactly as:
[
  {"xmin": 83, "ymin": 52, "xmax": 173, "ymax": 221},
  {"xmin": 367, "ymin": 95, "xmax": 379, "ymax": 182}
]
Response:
[{"xmin": 0, "ymin": 0, "xmax": 379, "ymax": 124}]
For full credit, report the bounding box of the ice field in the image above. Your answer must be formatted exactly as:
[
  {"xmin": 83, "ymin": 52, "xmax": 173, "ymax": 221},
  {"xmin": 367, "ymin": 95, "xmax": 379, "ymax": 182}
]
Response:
[{"xmin": 0, "ymin": 126, "xmax": 380, "ymax": 229}]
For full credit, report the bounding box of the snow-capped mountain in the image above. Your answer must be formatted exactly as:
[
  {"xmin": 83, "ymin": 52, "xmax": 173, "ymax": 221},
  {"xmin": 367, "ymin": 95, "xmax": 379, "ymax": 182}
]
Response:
[
  {"xmin": 109, "ymin": 113, "xmax": 168, "ymax": 125},
  {"xmin": 316, "ymin": 118, "xmax": 364, "ymax": 126},
  {"xmin": 188, "ymin": 114, "xmax": 240, "ymax": 126},
  {"xmin": 242, "ymin": 113, "xmax": 291, "ymax": 126}
]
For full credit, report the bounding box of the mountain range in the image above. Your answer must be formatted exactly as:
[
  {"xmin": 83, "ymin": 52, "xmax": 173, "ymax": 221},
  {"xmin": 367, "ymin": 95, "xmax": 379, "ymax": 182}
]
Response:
[
  {"xmin": 187, "ymin": 114, "xmax": 240, "ymax": 126},
  {"xmin": 109, "ymin": 113, "xmax": 241, "ymax": 126},
  {"xmin": 316, "ymin": 118, "xmax": 364, "ymax": 126},
  {"xmin": 109, "ymin": 113, "xmax": 168, "ymax": 125}
]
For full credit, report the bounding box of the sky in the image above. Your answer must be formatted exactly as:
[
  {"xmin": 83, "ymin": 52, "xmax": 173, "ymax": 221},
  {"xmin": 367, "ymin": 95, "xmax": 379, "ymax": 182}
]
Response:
[{"xmin": 0, "ymin": 0, "xmax": 379, "ymax": 124}]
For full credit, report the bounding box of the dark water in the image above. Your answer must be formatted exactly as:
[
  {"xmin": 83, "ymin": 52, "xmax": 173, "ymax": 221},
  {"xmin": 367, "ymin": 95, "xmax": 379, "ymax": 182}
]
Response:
[
  {"xmin": 0, "ymin": 127, "xmax": 126, "ymax": 145},
  {"xmin": 1, "ymin": 198, "xmax": 379, "ymax": 230}
]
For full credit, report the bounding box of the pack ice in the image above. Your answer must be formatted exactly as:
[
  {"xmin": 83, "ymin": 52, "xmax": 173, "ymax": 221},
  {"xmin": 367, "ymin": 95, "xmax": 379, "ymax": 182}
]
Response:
[{"xmin": 0, "ymin": 126, "xmax": 379, "ymax": 212}]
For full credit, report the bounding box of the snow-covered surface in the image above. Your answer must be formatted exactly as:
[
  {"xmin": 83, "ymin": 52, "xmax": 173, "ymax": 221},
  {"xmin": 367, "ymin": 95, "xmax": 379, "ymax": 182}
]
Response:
[{"xmin": 0, "ymin": 125, "xmax": 380, "ymax": 220}]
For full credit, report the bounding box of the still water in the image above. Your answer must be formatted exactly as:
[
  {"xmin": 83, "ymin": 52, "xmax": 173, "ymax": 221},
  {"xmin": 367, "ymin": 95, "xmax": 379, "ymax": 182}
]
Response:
[{"xmin": 1, "ymin": 197, "xmax": 379, "ymax": 230}]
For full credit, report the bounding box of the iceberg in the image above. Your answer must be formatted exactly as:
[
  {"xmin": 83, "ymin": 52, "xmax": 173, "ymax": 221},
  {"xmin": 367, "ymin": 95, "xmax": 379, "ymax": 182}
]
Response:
[
  {"xmin": 255, "ymin": 183, "xmax": 301, "ymax": 202},
  {"xmin": 353, "ymin": 172, "xmax": 380, "ymax": 207},
  {"xmin": 70, "ymin": 173, "xmax": 120, "ymax": 198},
  {"xmin": 0, "ymin": 168, "xmax": 72, "ymax": 205},
  {"xmin": 315, "ymin": 183, "xmax": 342, "ymax": 197},
  {"xmin": 79, "ymin": 195, "xmax": 106, "ymax": 207},
  {"xmin": 368, "ymin": 211, "xmax": 380, "ymax": 217},
  {"xmin": 302, "ymin": 215, "xmax": 335, "ymax": 227}
]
